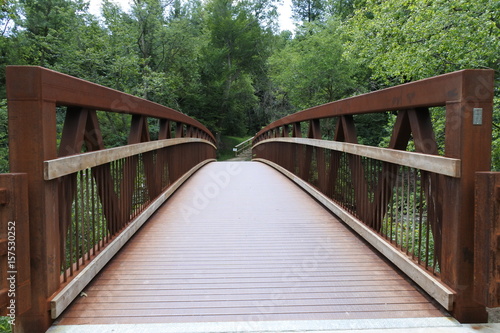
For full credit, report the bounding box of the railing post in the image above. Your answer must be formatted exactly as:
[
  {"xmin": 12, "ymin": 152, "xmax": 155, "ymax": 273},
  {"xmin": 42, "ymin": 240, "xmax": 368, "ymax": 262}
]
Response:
[
  {"xmin": 474, "ymin": 172, "xmax": 500, "ymax": 308},
  {"xmin": 7, "ymin": 68, "xmax": 60, "ymax": 332},
  {"xmin": 0, "ymin": 174, "xmax": 31, "ymax": 326},
  {"xmin": 441, "ymin": 71, "xmax": 494, "ymax": 322}
]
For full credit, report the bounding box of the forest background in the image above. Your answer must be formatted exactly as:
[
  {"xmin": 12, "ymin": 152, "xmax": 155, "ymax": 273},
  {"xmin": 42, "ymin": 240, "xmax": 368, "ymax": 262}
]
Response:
[{"xmin": 0, "ymin": 0, "xmax": 498, "ymax": 171}]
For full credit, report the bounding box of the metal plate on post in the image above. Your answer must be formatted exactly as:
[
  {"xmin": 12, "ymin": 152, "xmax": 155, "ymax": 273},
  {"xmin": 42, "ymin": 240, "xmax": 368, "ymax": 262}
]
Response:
[{"xmin": 473, "ymin": 108, "xmax": 483, "ymax": 125}]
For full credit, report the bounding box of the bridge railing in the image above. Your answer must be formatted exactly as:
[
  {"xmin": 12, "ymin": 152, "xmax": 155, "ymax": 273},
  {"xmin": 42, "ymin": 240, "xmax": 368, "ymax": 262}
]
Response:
[
  {"xmin": 233, "ymin": 137, "xmax": 254, "ymax": 157},
  {"xmin": 5, "ymin": 66, "xmax": 216, "ymax": 332},
  {"xmin": 253, "ymin": 69, "xmax": 495, "ymax": 323}
]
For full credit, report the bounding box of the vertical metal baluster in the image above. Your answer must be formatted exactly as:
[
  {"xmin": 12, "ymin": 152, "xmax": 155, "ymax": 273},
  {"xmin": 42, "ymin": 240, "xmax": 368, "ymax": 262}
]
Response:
[
  {"xmin": 102, "ymin": 164, "xmax": 108, "ymax": 246},
  {"xmin": 356, "ymin": 156, "xmax": 366, "ymax": 220},
  {"xmin": 69, "ymin": 195, "xmax": 74, "ymax": 277},
  {"xmin": 343, "ymin": 153, "xmax": 347, "ymax": 212},
  {"xmin": 432, "ymin": 192, "xmax": 438, "ymax": 275},
  {"xmin": 84, "ymin": 169, "xmax": 88, "ymax": 263},
  {"xmin": 135, "ymin": 155, "xmax": 139, "ymax": 217},
  {"xmin": 91, "ymin": 167, "xmax": 96, "ymax": 257},
  {"xmin": 411, "ymin": 168, "xmax": 417, "ymax": 259},
  {"xmin": 393, "ymin": 167, "xmax": 399, "ymax": 245},
  {"xmin": 121, "ymin": 157, "xmax": 124, "ymax": 232},
  {"xmin": 347, "ymin": 153, "xmax": 351, "ymax": 213},
  {"xmin": 347, "ymin": 153, "xmax": 352, "ymax": 214},
  {"xmin": 417, "ymin": 174, "xmax": 424, "ymax": 265},
  {"xmin": 399, "ymin": 167, "xmax": 405, "ymax": 250},
  {"xmin": 391, "ymin": 167, "xmax": 398, "ymax": 244},
  {"xmin": 371, "ymin": 159, "xmax": 376, "ymax": 231},
  {"xmin": 102, "ymin": 164, "xmax": 107, "ymax": 246},
  {"xmin": 82, "ymin": 169, "xmax": 87, "ymax": 264},
  {"xmin": 424, "ymin": 173, "xmax": 431, "ymax": 269},
  {"xmin": 79, "ymin": 171, "xmax": 85, "ymax": 267},
  {"xmin": 353, "ymin": 154, "xmax": 357, "ymax": 216},
  {"xmin": 74, "ymin": 172, "xmax": 80, "ymax": 271},
  {"xmin": 405, "ymin": 168, "xmax": 411, "ymax": 254},
  {"xmin": 379, "ymin": 163, "xmax": 385, "ymax": 237},
  {"xmin": 339, "ymin": 153, "xmax": 343, "ymax": 209},
  {"xmin": 344, "ymin": 153, "xmax": 352, "ymax": 210},
  {"xmin": 138, "ymin": 154, "xmax": 142, "ymax": 216},
  {"xmin": 356, "ymin": 156, "xmax": 360, "ymax": 218},
  {"xmin": 362, "ymin": 157, "xmax": 366, "ymax": 221},
  {"xmin": 378, "ymin": 160, "xmax": 384, "ymax": 233},
  {"xmin": 105, "ymin": 162, "xmax": 111, "ymax": 244},
  {"xmin": 121, "ymin": 157, "xmax": 126, "ymax": 234},
  {"xmin": 132, "ymin": 156, "xmax": 136, "ymax": 219}
]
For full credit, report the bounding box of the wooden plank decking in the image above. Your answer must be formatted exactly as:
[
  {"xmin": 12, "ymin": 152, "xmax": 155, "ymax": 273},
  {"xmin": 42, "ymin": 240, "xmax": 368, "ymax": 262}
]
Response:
[{"xmin": 53, "ymin": 161, "xmax": 448, "ymax": 326}]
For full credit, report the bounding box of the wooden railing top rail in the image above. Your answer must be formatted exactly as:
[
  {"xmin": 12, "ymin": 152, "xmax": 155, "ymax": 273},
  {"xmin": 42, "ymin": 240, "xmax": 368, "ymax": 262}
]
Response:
[
  {"xmin": 44, "ymin": 137, "xmax": 216, "ymax": 180},
  {"xmin": 254, "ymin": 69, "xmax": 494, "ymax": 143},
  {"xmin": 235, "ymin": 137, "xmax": 254, "ymax": 148},
  {"xmin": 254, "ymin": 137, "xmax": 461, "ymax": 177},
  {"xmin": 7, "ymin": 66, "xmax": 215, "ymax": 144}
]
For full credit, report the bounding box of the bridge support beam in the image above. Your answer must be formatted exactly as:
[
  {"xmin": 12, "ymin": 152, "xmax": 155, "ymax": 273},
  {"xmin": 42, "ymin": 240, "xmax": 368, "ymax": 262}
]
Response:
[
  {"xmin": 441, "ymin": 71, "xmax": 494, "ymax": 323},
  {"xmin": 7, "ymin": 69, "xmax": 61, "ymax": 332}
]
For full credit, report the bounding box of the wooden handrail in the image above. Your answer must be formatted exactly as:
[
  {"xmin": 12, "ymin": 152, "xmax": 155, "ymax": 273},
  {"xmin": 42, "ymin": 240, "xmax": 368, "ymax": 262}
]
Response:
[
  {"xmin": 44, "ymin": 138, "xmax": 216, "ymax": 180},
  {"xmin": 253, "ymin": 69, "xmax": 495, "ymax": 323},
  {"xmin": 254, "ymin": 137, "xmax": 461, "ymax": 177},
  {"xmin": 233, "ymin": 137, "xmax": 254, "ymax": 156}
]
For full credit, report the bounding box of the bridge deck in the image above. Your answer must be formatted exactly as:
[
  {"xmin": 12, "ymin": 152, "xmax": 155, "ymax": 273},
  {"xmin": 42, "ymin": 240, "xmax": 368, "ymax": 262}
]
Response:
[{"xmin": 54, "ymin": 161, "xmax": 447, "ymax": 326}]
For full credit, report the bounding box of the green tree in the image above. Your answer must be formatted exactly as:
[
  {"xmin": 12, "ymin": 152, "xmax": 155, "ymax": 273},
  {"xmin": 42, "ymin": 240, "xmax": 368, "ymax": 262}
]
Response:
[
  {"xmin": 18, "ymin": 0, "xmax": 90, "ymax": 67},
  {"xmin": 270, "ymin": 19, "xmax": 359, "ymax": 111},
  {"xmin": 291, "ymin": 0, "xmax": 325, "ymax": 23},
  {"xmin": 346, "ymin": 0, "xmax": 500, "ymax": 84},
  {"xmin": 198, "ymin": 0, "xmax": 273, "ymax": 136},
  {"xmin": 345, "ymin": 0, "xmax": 499, "ymax": 163},
  {"xmin": 326, "ymin": 0, "xmax": 366, "ymax": 19}
]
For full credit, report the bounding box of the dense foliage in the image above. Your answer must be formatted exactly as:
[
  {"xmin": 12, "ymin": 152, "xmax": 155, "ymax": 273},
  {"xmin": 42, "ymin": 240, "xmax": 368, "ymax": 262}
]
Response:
[{"xmin": 0, "ymin": 0, "xmax": 498, "ymax": 172}]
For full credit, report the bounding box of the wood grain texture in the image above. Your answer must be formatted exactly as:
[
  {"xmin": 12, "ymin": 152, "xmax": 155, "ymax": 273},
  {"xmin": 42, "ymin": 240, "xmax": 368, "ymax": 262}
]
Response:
[
  {"xmin": 54, "ymin": 162, "xmax": 448, "ymax": 325},
  {"xmin": 44, "ymin": 138, "xmax": 216, "ymax": 180},
  {"xmin": 253, "ymin": 137, "xmax": 461, "ymax": 177}
]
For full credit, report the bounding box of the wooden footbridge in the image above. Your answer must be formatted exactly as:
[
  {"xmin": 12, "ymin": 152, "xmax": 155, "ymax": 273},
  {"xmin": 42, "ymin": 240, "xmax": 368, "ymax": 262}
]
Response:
[{"xmin": 1, "ymin": 67, "xmax": 499, "ymax": 333}]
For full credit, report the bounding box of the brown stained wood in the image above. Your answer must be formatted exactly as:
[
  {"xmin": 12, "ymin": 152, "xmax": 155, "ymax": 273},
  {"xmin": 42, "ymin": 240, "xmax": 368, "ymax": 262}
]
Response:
[
  {"xmin": 44, "ymin": 138, "xmax": 216, "ymax": 180},
  {"xmin": 255, "ymin": 70, "xmax": 494, "ymax": 141},
  {"xmin": 54, "ymin": 162, "xmax": 448, "ymax": 326},
  {"xmin": 0, "ymin": 174, "xmax": 31, "ymax": 316},
  {"xmin": 7, "ymin": 95, "xmax": 59, "ymax": 332},
  {"xmin": 69, "ymin": 290, "xmax": 428, "ymax": 303},
  {"xmin": 441, "ymin": 85, "xmax": 493, "ymax": 321},
  {"xmin": 474, "ymin": 172, "xmax": 500, "ymax": 307},
  {"xmin": 55, "ymin": 311, "xmax": 446, "ymax": 325},
  {"xmin": 6, "ymin": 66, "xmax": 215, "ymax": 144}
]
